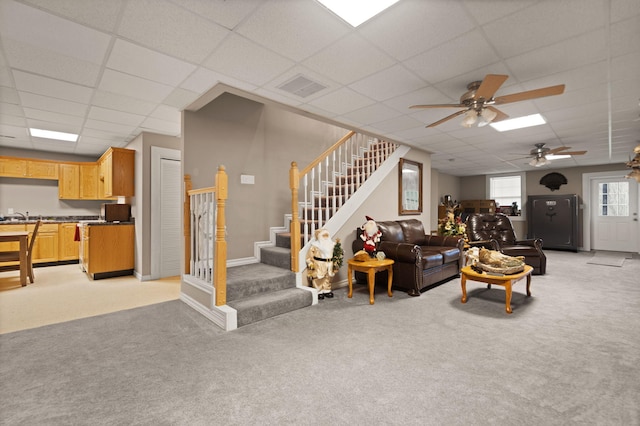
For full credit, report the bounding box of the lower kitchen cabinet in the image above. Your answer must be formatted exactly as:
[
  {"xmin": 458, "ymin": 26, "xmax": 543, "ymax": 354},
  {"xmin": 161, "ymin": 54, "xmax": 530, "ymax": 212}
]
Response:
[
  {"xmin": 58, "ymin": 223, "xmax": 80, "ymax": 261},
  {"xmin": 82, "ymin": 224, "xmax": 134, "ymax": 279},
  {"xmin": 29, "ymin": 223, "xmax": 58, "ymax": 264}
]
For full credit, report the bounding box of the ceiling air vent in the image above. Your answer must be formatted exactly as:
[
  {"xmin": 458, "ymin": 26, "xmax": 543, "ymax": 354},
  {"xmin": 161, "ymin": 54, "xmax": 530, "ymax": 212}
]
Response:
[{"xmin": 277, "ymin": 74, "xmax": 327, "ymax": 98}]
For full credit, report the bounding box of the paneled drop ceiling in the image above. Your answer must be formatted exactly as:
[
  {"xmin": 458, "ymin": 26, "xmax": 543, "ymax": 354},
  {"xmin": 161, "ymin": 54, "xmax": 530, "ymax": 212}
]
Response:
[{"xmin": 0, "ymin": 0, "xmax": 639, "ymax": 176}]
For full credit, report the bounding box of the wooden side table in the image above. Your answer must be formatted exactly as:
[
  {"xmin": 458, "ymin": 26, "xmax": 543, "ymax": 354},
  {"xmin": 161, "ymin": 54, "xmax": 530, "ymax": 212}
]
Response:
[
  {"xmin": 347, "ymin": 258, "xmax": 394, "ymax": 305},
  {"xmin": 460, "ymin": 265, "xmax": 533, "ymax": 314}
]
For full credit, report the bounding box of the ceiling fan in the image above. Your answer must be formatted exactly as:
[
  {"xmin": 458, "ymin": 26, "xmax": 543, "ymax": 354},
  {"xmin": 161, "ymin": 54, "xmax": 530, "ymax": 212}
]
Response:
[
  {"xmin": 410, "ymin": 74, "xmax": 565, "ymax": 128},
  {"xmin": 516, "ymin": 143, "xmax": 587, "ymax": 167}
]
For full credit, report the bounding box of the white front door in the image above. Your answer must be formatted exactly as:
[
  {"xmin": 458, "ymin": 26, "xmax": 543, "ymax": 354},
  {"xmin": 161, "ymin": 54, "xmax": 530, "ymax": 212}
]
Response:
[{"xmin": 591, "ymin": 177, "xmax": 639, "ymax": 252}]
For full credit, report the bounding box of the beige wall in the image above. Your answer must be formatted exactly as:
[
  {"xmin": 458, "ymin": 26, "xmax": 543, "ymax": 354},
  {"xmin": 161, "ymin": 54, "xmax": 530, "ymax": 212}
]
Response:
[
  {"xmin": 183, "ymin": 92, "xmax": 349, "ymax": 259},
  {"xmin": 457, "ymin": 162, "xmax": 629, "ymax": 239},
  {"xmin": 0, "ymin": 148, "xmax": 105, "ymax": 217}
]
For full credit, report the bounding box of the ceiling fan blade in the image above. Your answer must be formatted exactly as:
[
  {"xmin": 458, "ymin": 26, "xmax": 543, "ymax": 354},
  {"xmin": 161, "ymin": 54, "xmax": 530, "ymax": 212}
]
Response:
[
  {"xmin": 485, "ymin": 106, "xmax": 509, "ymax": 122},
  {"xmin": 559, "ymin": 150, "xmax": 587, "ymax": 156},
  {"xmin": 494, "ymin": 84, "xmax": 565, "ymax": 104},
  {"xmin": 547, "ymin": 146, "xmax": 571, "ymax": 154},
  {"xmin": 410, "ymin": 104, "xmax": 465, "ymax": 109},
  {"xmin": 426, "ymin": 109, "xmax": 468, "ymax": 128},
  {"xmin": 475, "ymin": 74, "xmax": 508, "ymax": 100}
]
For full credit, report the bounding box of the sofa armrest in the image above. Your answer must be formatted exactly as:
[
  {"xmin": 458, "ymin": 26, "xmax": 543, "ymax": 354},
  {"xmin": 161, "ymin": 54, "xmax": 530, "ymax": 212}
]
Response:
[
  {"xmin": 378, "ymin": 241, "xmax": 421, "ymax": 263},
  {"xmin": 467, "ymin": 239, "xmax": 499, "ymax": 250},
  {"xmin": 514, "ymin": 238, "xmax": 544, "ymax": 250}
]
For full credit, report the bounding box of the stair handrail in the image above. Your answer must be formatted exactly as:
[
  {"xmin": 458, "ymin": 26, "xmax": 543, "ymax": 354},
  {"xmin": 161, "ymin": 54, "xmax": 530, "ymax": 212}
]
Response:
[
  {"xmin": 290, "ymin": 131, "xmax": 397, "ymax": 272},
  {"xmin": 184, "ymin": 165, "xmax": 228, "ymax": 306}
]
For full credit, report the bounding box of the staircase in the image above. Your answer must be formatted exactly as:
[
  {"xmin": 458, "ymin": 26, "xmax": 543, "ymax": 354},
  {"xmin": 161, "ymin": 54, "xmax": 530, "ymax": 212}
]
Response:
[
  {"xmin": 225, "ymin": 236, "xmax": 311, "ymax": 328},
  {"xmin": 223, "ymin": 139, "xmax": 400, "ymax": 329}
]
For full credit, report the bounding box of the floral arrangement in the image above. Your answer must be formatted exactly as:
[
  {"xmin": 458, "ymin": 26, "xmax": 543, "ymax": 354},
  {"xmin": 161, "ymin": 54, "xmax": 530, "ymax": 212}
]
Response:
[{"xmin": 438, "ymin": 213, "xmax": 466, "ymax": 237}]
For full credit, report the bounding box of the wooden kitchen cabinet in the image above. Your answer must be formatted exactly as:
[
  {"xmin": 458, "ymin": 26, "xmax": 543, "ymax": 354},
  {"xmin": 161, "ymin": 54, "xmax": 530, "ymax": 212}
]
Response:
[
  {"xmin": 0, "ymin": 157, "xmax": 58, "ymax": 179},
  {"xmin": 83, "ymin": 224, "xmax": 134, "ymax": 279},
  {"xmin": 58, "ymin": 223, "xmax": 79, "ymax": 261},
  {"xmin": 28, "ymin": 223, "xmax": 58, "ymax": 264},
  {"xmin": 80, "ymin": 163, "xmax": 98, "ymax": 199},
  {"xmin": 0, "ymin": 157, "xmax": 27, "ymax": 177},
  {"xmin": 58, "ymin": 163, "xmax": 80, "ymax": 199},
  {"xmin": 98, "ymin": 148, "xmax": 134, "ymax": 197}
]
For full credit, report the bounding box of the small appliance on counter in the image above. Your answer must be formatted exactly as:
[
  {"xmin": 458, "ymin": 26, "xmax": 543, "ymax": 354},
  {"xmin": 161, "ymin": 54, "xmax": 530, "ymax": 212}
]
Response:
[{"xmin": 101, "ymin": 203, "xmax": 131, "ymax": 222}]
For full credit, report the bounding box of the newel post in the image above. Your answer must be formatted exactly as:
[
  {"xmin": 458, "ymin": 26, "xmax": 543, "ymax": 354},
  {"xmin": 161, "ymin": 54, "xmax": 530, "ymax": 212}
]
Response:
[
  {"xmin": 183, "ymin": 174, "xmax": 192, "ymax": 275},
  {"xmin": 214, "ymin": 165, "xmax": 228, "ymax": 306},
  {"xmin": 290, "ymin": 162, "xmax": 300, "ymax": 272}
]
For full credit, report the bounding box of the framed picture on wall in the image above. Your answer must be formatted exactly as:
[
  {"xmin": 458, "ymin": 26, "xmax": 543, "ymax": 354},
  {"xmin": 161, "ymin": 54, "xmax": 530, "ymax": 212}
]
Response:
[{"xmin": 398, "ymin": 158, "xmax": 423, "ymax": 215}]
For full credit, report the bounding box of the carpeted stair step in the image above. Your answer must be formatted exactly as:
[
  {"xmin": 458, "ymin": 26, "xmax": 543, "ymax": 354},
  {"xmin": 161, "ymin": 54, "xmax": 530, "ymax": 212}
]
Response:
[
  {"xmin": 226, "ymin": 263, "xmax": 295, "ymax": 302},
  {"xmin": 227, "ymin": 287, "xmax": 313, "ymax": 328},
  {"xmin": 260, "ymin": 246, "xmax": 291, "ymax": 269}
]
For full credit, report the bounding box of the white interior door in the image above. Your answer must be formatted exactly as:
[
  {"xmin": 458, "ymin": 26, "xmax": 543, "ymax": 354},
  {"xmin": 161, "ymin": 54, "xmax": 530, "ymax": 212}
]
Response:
[
  {"xmin": 151, "ymin": 147, "xmax": 181, "ymax": 280},
  {"xmin": 591, "ymin": 177, "xmax": 639, "ymax": 252}
]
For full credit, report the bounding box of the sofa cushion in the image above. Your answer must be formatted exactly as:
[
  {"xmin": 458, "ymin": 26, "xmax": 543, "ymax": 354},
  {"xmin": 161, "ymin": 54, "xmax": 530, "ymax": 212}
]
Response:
[
  {"xmin": 377, "ymin": 221, "xmax": 404, "ymax": 243},
  {"xmin": 398, "ymin": 219, "xmax": 426, "ymax": 245},
  {"xmin": 421, "ymin": 250, "xmax": 443, "ymax": 269},
  {"xmin": 426, "ymin": 246, "xmax": 461, "ymax": 264}
]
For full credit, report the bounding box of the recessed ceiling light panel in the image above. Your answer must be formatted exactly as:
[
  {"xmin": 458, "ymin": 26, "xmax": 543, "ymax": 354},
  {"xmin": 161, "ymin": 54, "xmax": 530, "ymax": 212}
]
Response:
[
  {"xmin": 29, "ymin": 128, "xmax": 79, "ymax": 142},
  {"xmin": 490, "ymin": 114, "xmax": 546, "ymax": 132},
  {"xmin": 316, "ymin": 0, "xmax": 399, "ymax": 27}
]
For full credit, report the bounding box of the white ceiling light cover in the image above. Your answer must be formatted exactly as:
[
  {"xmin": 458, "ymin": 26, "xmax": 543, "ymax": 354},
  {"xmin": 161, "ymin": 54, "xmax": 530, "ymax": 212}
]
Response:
[{"xmin": 316, "ymin": 0, "xmax": 400, "ymax": 27}]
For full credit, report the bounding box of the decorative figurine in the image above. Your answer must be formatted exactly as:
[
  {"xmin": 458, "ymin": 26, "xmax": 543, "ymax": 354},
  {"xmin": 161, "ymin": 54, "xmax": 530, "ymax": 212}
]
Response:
[
  {"xmin": 360, "ymin": 216, "xmax": 382, "ymax": 257},
  {"xmin": 306, "ymin": 228, "xmax": 343, "ymax": 300}
]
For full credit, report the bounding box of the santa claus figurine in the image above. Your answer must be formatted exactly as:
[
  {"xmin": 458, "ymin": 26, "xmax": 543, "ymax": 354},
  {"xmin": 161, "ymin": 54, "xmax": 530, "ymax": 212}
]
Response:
[
  {"xmin": 306, "ymin": 228, "xmax": 337, "ymax": 300},
  {"xmin": 360, "ymin": 216, "xmax": 382, "ymax": 257}
]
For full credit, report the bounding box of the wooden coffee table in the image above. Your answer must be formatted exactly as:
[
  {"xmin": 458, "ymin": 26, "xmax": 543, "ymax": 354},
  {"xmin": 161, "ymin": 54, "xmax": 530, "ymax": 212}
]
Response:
[
  {"xmin": 460, "ymin": 265, "xmax": 533, "ymax": 314},
  {"xmin": 347, "ymin": 258, "xmax": 394, "ymax": 305}
]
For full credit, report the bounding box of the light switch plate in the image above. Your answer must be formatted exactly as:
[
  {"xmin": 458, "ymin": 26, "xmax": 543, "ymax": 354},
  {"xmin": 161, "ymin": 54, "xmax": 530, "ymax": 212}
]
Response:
[{"xmin": 241, "ymin": 174, "xmax": 255, "ymax": 185}]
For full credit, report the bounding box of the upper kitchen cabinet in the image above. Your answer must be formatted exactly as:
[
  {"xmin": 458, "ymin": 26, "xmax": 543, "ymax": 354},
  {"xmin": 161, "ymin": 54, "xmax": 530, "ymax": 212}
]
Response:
[
  {"xmin": 0, "ymin": 157, "xmax": 59, "ymax": 179},
  {"xmin": 58, "ymin": 163, "xmax": 80, "ymax": 199},
  {"xmin": 98, "ymin": 148, "xmax": 135, "ymax": 198}
]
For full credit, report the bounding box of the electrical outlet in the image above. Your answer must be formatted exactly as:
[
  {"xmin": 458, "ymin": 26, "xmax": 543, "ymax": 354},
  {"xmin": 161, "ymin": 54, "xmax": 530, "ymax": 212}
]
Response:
[{"xmin": 8, "ymin": 208, "xmax": 14, "ymax": 215}]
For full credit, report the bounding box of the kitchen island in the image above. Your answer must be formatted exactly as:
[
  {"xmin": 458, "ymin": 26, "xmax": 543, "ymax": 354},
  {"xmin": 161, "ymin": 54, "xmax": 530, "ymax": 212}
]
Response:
[{"xmin": 79, "ymin": 222, "xmax": 134, "ymax": 280}]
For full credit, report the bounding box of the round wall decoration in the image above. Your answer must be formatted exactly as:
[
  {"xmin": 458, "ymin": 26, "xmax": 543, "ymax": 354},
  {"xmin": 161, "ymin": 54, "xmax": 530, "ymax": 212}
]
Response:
[{"xmin": 540, "ymin": 172, "xmax": 567, "ymax": 191}]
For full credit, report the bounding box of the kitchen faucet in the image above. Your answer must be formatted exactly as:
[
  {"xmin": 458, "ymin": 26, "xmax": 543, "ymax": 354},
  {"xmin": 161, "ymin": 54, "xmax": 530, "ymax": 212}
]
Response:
[{"xmin": 13, "ymin": 211, "xmax": 27, "ymax": 220}]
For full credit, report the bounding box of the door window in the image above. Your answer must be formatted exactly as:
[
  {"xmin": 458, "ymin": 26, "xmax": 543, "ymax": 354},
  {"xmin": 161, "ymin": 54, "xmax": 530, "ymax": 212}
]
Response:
[{"xmin": 598, "ymin": 182, "xmax": 629, "ymax": 216}]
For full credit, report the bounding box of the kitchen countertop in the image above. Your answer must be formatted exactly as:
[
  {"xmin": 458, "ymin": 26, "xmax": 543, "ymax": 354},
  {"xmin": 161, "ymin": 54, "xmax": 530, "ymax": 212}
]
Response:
[{"xmin": 0, "ymin": 216, "xmax": 134, "ymax": 225}]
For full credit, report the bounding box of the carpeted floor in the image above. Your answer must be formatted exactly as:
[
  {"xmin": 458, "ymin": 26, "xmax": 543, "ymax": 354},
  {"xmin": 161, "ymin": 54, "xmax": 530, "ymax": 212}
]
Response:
[{"xmin": 1, "ymin": 250, "xmax": 639, "ymax": 425}]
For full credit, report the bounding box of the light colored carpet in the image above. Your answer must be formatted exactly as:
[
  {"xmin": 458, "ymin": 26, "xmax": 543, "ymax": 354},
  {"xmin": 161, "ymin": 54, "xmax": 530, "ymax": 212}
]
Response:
[
  {"xmin": 586, "ymin": 251, "xmax": 632, "ymax": 267},
  {"xmin": 1, "ymin": 251, "xmax": 639, "ymax": 425},
  {"xmin": 0, "ymin": 263, "xmax": 180, "ymax": 334}
]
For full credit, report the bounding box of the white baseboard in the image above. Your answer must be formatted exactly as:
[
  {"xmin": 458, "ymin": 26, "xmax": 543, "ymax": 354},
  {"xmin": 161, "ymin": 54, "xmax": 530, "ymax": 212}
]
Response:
[{"xmin": 180, "ymin": 293, "xmax": 237, "ymax": 331}]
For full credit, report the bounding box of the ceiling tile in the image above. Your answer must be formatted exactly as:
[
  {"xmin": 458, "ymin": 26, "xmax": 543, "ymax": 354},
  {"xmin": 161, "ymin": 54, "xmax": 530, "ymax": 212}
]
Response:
[
  {"xmin": 19, "ymin": 92, "xmax": 88, "ymax": 117},
  {"xmin": 236, "ymin": 0, "xmax": 349, "ymax": 62},
  {"xmin": 99, "ymin": 69, "xmax": 174, "ymax": 103},
  {"xmin": 302, "ymin": 33, "xmax": 395, "ymax": 85},
  {"xmin": 204, "ymin": 33, "xmax": 294, "ymax": 86},
  {"xmin": 171, "ymin": 0, "xmax": 261, "ymax": 29},
  {"xmin": 106, "ymin": 39, "xmax": 197, "ymax": 87},
  {"xmin": 20, "ymin": 0, "xmax": 126, "ymax": 32},
  {"xmin": 358, "ymin": 0, "xmax": 473, "ymax": 61},
  {"xmin": 92, "ymin": 91, "xmax": 156, "ymax": 116},
  {"xmin": 341, "ymin": 103, "xmax": 402, "ymax": 126},
  {"xmin": 0, "ymin": 0, "xmax": 111, "ymax": 64},
  {"xmin": 118, "ymin": 0, "xmax": 229, "ymax": 63},
  {"xmin": 308, "ymin": 87, "xmax": 375, "ymax": 117},
  {"xmin": 349, "ymin": 64, "xmax": 425, "ymax": 102},
  {"xmin": 13, "ymin": 71, "xmax": 93, "ymax": 104},
  {"xmin": 3, "ymin": 39, "xmax": 100, "ymax": 86},
  {"xmin": 88, "ymin": 106, "xmax": 146, "ymax": 128}
]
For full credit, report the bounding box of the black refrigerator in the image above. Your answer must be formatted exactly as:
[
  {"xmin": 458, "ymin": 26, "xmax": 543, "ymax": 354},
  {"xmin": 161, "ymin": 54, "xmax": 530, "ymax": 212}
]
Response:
[{"xmin": 527, "ymin": 194, "xmax": 579, "ymax": 251}]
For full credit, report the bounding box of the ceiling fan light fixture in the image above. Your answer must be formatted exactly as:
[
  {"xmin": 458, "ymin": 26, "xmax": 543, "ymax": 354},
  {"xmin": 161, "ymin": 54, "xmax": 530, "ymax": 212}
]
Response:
[
  {"xmin": 461, "ymin": 110, "xmax": 477, "ymax": 128},
  {"xmin": 477, "ymin": 108, "xmax": 498, "ymax": 127},
  {"xmin": 529, "ymin": 156, "xmax": 549, "ymax": 167}
]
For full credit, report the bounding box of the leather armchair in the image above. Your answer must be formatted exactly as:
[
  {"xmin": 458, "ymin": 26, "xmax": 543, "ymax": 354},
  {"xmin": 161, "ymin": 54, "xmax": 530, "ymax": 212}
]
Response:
[{"xmin": 465, "ymin": 213, "xmax": 546, "ymax": 275}]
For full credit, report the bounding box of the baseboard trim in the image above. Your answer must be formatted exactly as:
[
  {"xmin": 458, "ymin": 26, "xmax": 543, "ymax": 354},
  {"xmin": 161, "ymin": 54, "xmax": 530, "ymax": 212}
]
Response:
[{"xmin": 180, "ymin": 293, "xmax": 237, "ymax": 331}]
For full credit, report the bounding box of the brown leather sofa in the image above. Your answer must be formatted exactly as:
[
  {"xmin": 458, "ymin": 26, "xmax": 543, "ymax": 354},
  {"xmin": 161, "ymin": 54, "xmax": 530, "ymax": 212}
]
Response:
[
  {"xmin": 352, "ymin": 219, "xmax": 464, "ymax": 296},
  {"xmin": 465, "ymin": 213, "xmax": 547, "ymax": 275}
]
